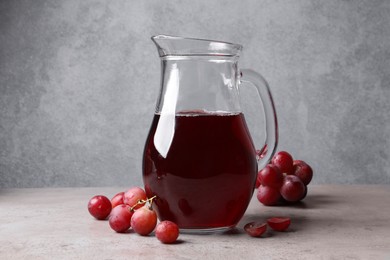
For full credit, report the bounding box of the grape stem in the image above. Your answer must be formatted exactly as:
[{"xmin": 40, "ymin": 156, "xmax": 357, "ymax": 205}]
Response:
[{"xmin": 130, "ymin": 196, "xmax": 157, "ymax": 212}]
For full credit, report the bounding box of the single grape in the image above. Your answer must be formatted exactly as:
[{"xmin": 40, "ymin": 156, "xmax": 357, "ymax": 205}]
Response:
[
  {"xmin": 293, "ymin": 160, "xmax": 313, "ymax": 185},
  {"xmin": 267, "ymin": 217, "xmax": 291, "ymax": 231},
  {"xmin": 298, "ymin": 185, "xmax": 308, "ymax": 201},
  {"xmin": 88, "ymin": 195, "xmax": 112, "ymax": 220},
  {"xmin": 109, "ymin": 204, "xmax": 133, "ymax": 233},
  {"xmin": 280, "ymin": 175, "xmax": 306, "ymax": 202},
  {"xmin": 123, "ymin": 187, "xmax": 147, "ymax": 209},
  {"xmin": 131, "ymin": 207, "xmax": 157, "ymax": 236},
  {"xmin": 111, "ymin": 192, "xmax": 125, "ymax": 208},
  {"xmin": 244, "ymin": 222, "xmax": 267, "ymax": 237},
  {"xmin": 272, "ymin": 151, "xmax": 294, "ymax": 175},
  {"xmin": 255, "ymin": 175, "xmax": 261, "ymax": 189},
  {"xmin": 155, "ymin": 221, "xmax": 180, "ymax": 244},
  {"xmin": 258, "ymin": 164, "xmax": 283, "ymax": 189},
  {"xmin": 257, "ymin": 185, "xmax": 281, "ymax": 206}
]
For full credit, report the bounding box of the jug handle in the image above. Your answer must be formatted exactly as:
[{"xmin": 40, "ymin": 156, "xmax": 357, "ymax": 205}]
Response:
[{"xmin": 240, "ymin": 69, "xmax": 279, "ymax": 170}]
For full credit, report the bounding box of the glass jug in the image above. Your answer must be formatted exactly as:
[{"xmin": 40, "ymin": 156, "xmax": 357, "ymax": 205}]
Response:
[{"xmin": 143, "ymin": 35, "xmax": 278, "ymax": 232}]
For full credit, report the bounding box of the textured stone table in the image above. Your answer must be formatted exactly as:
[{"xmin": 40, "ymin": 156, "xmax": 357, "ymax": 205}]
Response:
[{"xmin": 1, "ymin": 185, "xmax": 389, "ymax": 259}]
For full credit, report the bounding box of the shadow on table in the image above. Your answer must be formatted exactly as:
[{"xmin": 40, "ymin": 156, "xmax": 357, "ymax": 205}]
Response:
[
  {"xmin": 222, "ymin": 227, "xmax": 275, "ymax": 238},
  {"xmin": 278, "ymin": 193, "xmax": 341, "ymax": 210}
]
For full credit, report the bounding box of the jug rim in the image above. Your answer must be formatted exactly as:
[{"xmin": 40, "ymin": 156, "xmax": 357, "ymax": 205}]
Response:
[{"xmin": 152, "ymin": 34, "xmax": 243, "ymax": 58}]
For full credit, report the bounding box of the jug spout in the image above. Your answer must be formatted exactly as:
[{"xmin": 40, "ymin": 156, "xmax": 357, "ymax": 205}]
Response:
[{"xmin": 151, "ymin": 35, "xmax": 242, "ymax": 57}]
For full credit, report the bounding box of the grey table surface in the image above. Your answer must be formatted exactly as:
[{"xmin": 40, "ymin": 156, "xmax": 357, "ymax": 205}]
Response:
[{"xmin": 1, "ymin": 185, "xmax": 389, "ymax": 260}]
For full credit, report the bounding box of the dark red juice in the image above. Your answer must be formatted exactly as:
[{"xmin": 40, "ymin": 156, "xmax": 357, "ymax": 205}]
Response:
[{"xmin": 142, "ymin": 111, "xmax": 257, "ymax": 230}]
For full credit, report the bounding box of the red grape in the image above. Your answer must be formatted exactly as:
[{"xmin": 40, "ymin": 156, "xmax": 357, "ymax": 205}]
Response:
[
  {"xmin": 88, "ymin": 195, "xmax": 112, "ymax": 220},
  {"xmin": 267, "ymin": 217, "xmax": 291, "ymax": 231},
  {"xmin": 109, "ymin": 204, "xmax": 133, "ymax": 233},
  {"xmin": 155, "ymin": 221, "xmax": 180, "ymax": 244},
  {"xmin": 257, "ymin": 185, "xmax": 281, "ymax": 206},
  {"xmin": 293, "ymin": 160, "xmax": 313, "ymax": 185},
  {"xmin": 254, "ymin": 151, "xmax": 314, "ymax": 206},
  {"xmin": 244, "ymin": 222, "xmax": 267, "ymax": 237},
  {"xmin": 255, "ymin": 176, "xmax": 261, "ymax": 188},
  {"xmin": 123, "ymin": 187, "xmax": 147, "ymax": 209},
  {"xmin": 272, "ymin": 151, "xmax": 294, "ymax": 175},
  {"xmin": 131, "ymin": 207, "xmax": 157, "ymax": 236},
  {"xmin": 280, "ymin": 175, "xmax": 306, "ymax": 202},
  {"xmin": 257, "ymin": 164, "xmax": 283, "ymax": 189},
  {"xmin": 111, "ymin": 192, "xmax": 125, "ymax": 208},
  {"xmin": 298, "ymin": 185, "xmax": 308, "ymax": 201}
]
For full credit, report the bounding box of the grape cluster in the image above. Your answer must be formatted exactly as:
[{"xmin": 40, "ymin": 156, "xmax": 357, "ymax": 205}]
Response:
[
  {"xmin": 256, "ymin": 151, "xmax": 313, "ymax": 206},
  {"xmin": 87, "ymin": 187, "xmax": 179, "ymax": 244}
]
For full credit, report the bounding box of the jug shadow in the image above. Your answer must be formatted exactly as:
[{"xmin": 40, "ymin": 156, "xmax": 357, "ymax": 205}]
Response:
[{"xmin": 176, "ymin": 193, "xmax": 343, "ymax": 238}]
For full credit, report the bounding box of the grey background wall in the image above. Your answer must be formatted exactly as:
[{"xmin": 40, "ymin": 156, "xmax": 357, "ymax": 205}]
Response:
[{"xmin": 1, "ymin": 0, "xmax": 389, "ymax": 188}]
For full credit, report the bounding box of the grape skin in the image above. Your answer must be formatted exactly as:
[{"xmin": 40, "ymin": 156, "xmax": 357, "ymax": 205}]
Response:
[
  {"xmin": 88, "ymin": 195, "xmax": 112, "ymax": 220},
  {"xmin": 111, "ymin": 192, "xmax": 125, "ymax": 208},
  {"xmin": 155, "ymin": 221, "xmax": 180, "ymax": 244},
  {"xmin": 123, "ymin": 187, "xmax": 147, "ymax": 209},
  {"xmin": 258, "ymin": 164, "xmax": 283, "ymax": 189},
  {"xmin": 272, "ymin": 151, "xmax": 294, "ymax": 175},
  {"xmin": 109, "ymin": 204, "xmax": 133, "ymax": 233},
  {"xmin": 131, "ymin": 207, "xmax": 157, "ymax": 236},
  {"xmin": 280, "ymin": 175, "xmax": 305, "ymax": 202},
  {"xmin": 293, "ymin": 160, "xmax": 313, "ymax": 185},
  {"xmin": 267, "ymin": 217, "xmax": 291, "ymax": 231},
  {"xmin": 257, "ymin": 185, "xmax": 281, "ymax": 206}
]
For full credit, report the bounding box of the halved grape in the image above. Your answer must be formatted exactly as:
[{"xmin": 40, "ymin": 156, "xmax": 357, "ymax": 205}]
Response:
[
  {"xmin": 244, "ymin": 222, "xmax": 267, "ymax": 237},
  {"xmin": 267, "ymin": 217, "xmax": 291, "ymax": 231}
]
